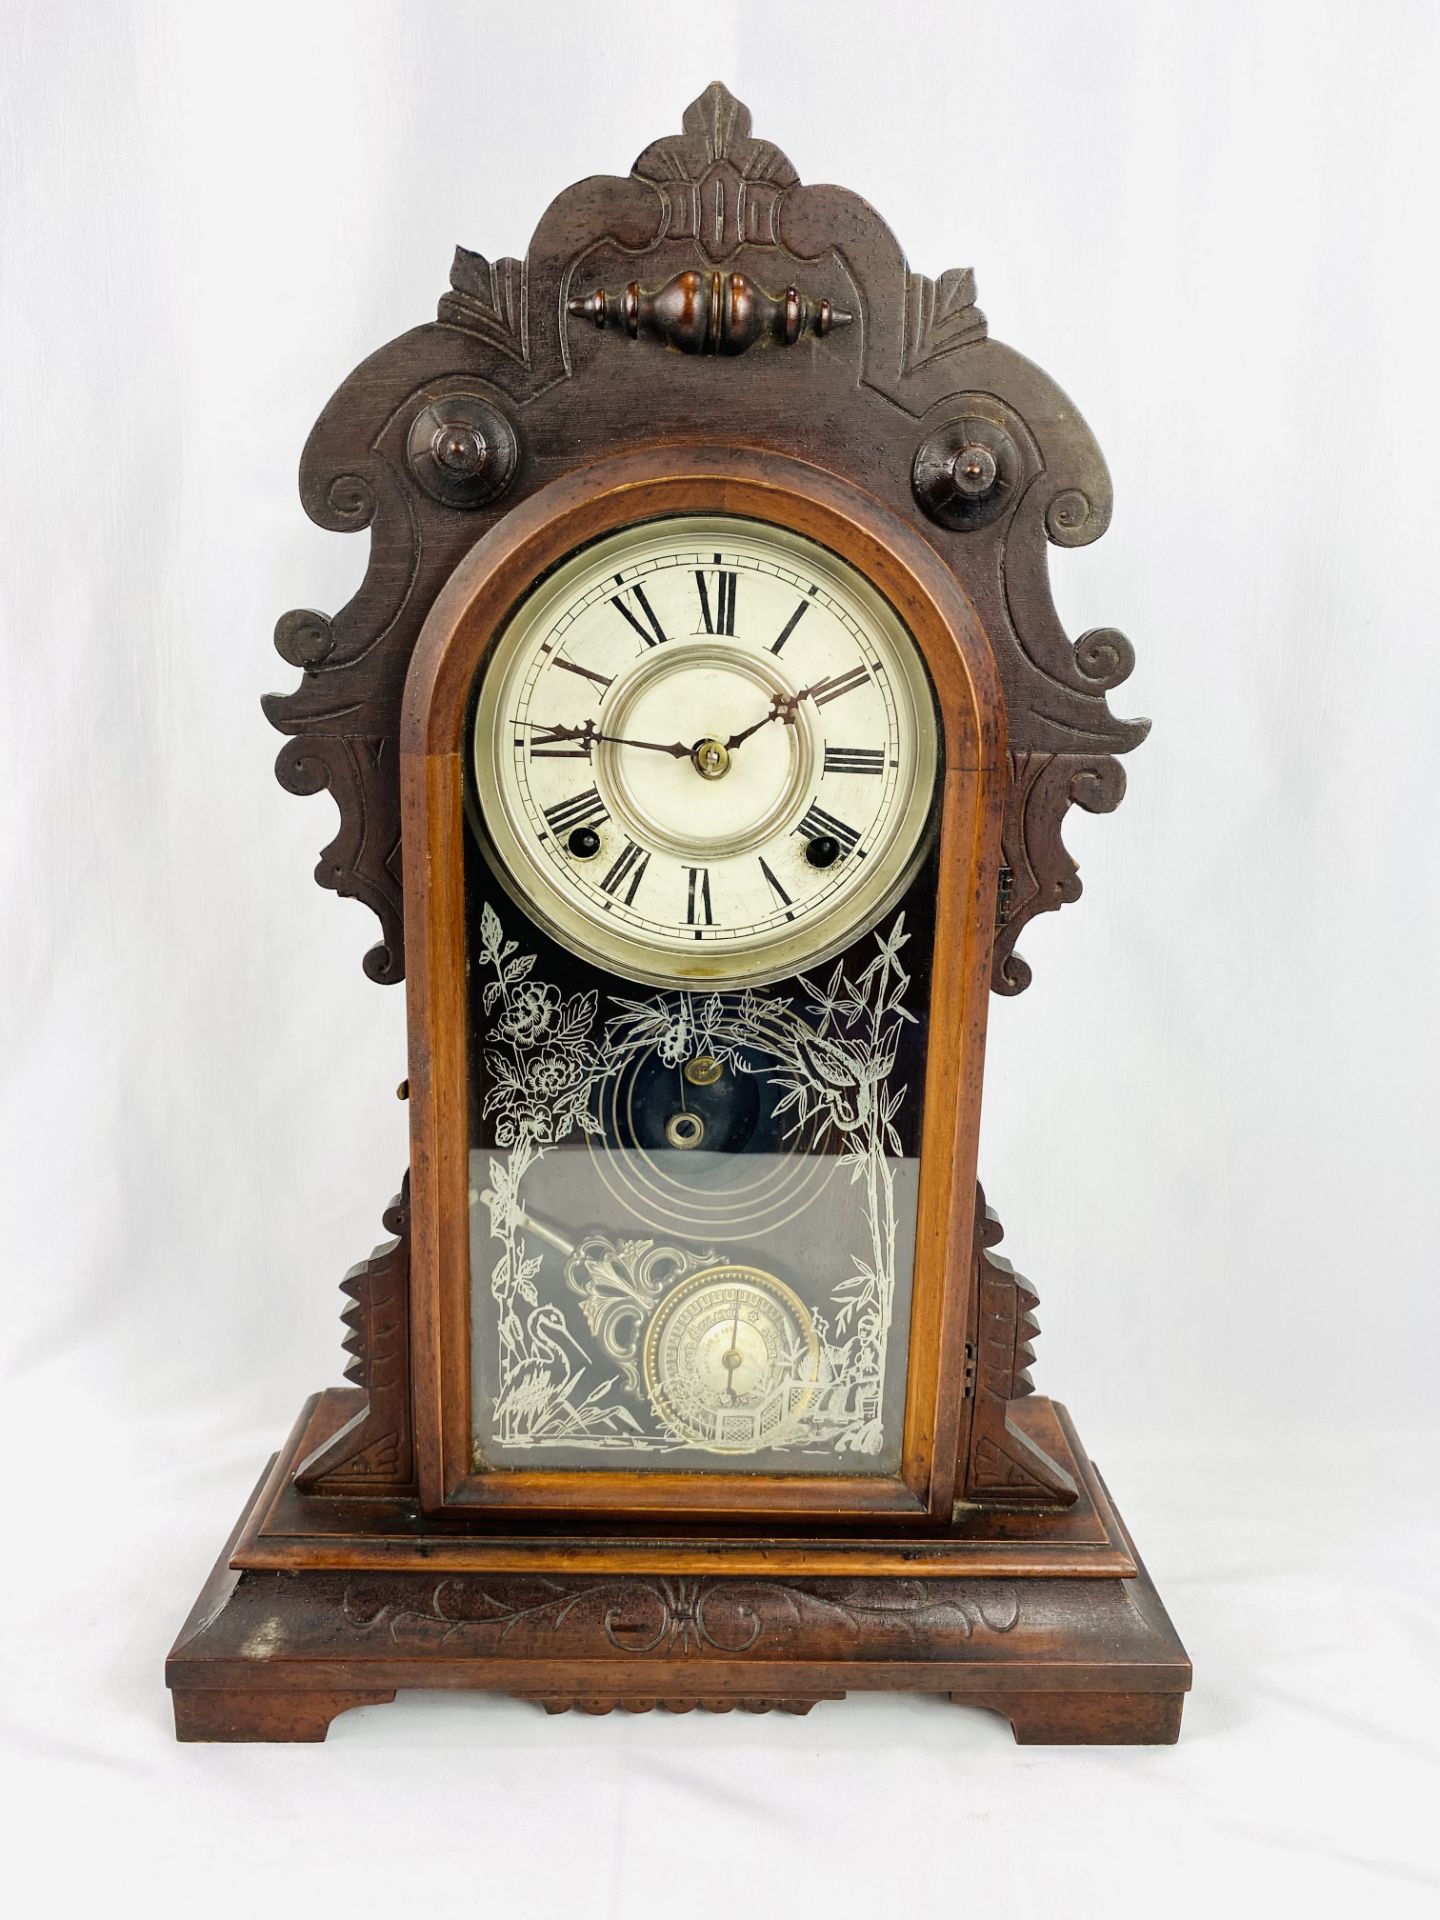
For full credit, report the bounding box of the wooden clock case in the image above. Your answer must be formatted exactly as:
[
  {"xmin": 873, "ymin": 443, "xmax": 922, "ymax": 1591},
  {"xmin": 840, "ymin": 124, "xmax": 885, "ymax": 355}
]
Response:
[{"xmin": 167, "ymin": 85, "xmax": 1190, "ymax": 1742}]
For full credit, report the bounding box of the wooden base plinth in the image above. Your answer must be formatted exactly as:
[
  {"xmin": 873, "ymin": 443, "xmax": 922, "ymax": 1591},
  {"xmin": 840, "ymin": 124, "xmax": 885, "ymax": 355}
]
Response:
[{"xmin": 167, "ymin": 1396, "xmax": 1190, "ymax": 1744}]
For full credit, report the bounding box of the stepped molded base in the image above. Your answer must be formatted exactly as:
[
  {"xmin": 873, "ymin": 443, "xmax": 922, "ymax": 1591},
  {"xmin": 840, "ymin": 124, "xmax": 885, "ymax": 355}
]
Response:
[{"xmin": 167, "ymin": 1403, "xmax": 1190, "ymax": 1745}]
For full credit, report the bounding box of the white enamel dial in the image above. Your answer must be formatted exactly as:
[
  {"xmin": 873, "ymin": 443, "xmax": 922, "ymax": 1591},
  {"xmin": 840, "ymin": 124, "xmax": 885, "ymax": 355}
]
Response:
[{"xmin": 471, "ymin": 514, "xmax": 938, "ymax": 986}]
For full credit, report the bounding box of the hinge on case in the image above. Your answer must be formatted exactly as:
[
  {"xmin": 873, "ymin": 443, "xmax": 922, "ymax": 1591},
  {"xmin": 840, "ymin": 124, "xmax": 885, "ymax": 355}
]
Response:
[
  {"xmin": 962, "ymin": 1341, "xmax": 977, "ymax": 1397},
  {"xmin": 995, "ymin": 865, "xmax": 1014, "ymax": 929}
]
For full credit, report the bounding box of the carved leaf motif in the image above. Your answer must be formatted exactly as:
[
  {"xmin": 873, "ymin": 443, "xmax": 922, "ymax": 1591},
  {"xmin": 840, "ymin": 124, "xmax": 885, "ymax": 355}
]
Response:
[
  {"xmin": 439, "ymin": 247, "xmax": 526, "ymax": 358},
  {"xmin": 903, "ymin": 266, "xmax": 987, "ymax": 370}
]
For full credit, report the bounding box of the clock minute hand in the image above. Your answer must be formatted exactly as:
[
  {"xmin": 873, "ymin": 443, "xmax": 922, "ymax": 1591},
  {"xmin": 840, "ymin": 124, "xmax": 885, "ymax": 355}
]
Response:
[{"xmin": 519, "ymin": 719, "xmax": 691, "ymax": 757}]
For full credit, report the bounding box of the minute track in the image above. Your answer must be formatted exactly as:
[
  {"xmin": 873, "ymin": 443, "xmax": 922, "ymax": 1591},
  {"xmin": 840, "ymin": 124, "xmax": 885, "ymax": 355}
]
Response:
[{"xmin": 474, "ymin": 513, "xmax": 936, "ymax": 989}]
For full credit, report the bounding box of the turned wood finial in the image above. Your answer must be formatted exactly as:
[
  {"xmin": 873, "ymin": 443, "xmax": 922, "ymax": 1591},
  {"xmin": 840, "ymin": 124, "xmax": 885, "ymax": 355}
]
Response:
[{"xmin": 567, "ymin": 270, "xmax": 852, "ymax": 356}]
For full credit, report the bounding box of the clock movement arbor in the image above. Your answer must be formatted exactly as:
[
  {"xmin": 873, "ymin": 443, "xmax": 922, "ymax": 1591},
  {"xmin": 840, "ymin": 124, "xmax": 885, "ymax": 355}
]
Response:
[{"xmin": 167, "ymin": 85, "xmax": 1189, "ymax": 1742}]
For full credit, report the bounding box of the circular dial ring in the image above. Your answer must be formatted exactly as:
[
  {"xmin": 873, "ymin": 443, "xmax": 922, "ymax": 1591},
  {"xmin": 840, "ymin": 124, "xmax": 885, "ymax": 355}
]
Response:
[
  {"xmin": 643, "ymin": 1264, "xmax": 821, "ymax": 1452},
  {"xmin": 471, "ymin": 513, "xmax": 940, "ymax": 988}
]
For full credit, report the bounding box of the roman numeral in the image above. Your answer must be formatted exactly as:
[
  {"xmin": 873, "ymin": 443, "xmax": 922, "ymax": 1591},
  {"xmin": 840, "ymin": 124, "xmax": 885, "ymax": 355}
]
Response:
[
  {"xmin": 809, "ymin": 665, "xmax": 870, "ymax": 708},
  {"xmin": 758, "ymin": 856, "xmax": 793, "ymax": 916},
  {"xmin": 610, "ymin": 583, "xmax": 669, "ymax": 648},
  {"xmin": 599, "ymin": 839, "xmax": 651, "ymax": 905},
  {"xmin": 769, "ymin": 599, "xmax": 809, "ymax": 654},
  {"xmin": 823, "ymin": 745, "xmax": 885, "ymax": 775},
  {"xmin": 552, "ymin": 656, "xmax": 614, "ymax": 695},
  {"xmin": 685, "ymin": 866, "xmax": 714, "ymax": 927},
  {"xmin": 528, "ymin": 724, "xmax": 592, "ymax": 759},
  {"xmin": 542, "ymin": 787, "xmax": 608, "ymax": 835},
  {"xmin": 796, "ymin": 802, "xmax": 861, "ymax": 855},
  {"xmin": 696, "ymin": 566, "xmax": 737, "ymax": 636}
]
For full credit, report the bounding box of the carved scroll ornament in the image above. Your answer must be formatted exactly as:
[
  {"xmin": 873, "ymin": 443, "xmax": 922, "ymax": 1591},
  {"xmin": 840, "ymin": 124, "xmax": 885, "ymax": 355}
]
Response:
[{"xmin": 267, "ymin": 83, "xmax": 1146, "ymax": 994}]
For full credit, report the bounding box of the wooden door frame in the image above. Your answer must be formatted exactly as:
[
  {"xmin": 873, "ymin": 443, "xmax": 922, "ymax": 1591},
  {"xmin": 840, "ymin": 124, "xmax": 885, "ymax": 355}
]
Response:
[{"xmin": 399, "ymin": 444, "xmax": 1005, "ymax": 1522}]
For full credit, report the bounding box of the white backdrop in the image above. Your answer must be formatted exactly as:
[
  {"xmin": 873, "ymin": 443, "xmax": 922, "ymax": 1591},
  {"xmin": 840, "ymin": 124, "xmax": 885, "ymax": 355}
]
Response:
[{"xmin": 2, "ymin": 2, "xmax": 1437, "ymax": 1914}]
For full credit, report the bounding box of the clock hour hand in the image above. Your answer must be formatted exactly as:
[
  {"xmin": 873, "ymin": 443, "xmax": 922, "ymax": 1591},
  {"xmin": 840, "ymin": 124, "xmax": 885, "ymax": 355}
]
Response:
[
  {"xmin": 723, "ymin": 672, "xmax": 850, "ymax": 752},
  {"xmin": 722, "ymin": 691, "xmax": 801, "ymax": 751}
]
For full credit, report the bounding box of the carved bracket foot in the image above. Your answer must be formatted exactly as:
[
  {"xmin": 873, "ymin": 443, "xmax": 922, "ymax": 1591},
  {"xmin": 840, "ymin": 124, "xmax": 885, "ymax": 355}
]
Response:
[
  {"xmin": 172, "ymin": 1687, "xmax": 396, "ymax": 1744},
  {"xmin": 958, "ymin": 1688, "xmax": 1185, "ymax": 1745}
]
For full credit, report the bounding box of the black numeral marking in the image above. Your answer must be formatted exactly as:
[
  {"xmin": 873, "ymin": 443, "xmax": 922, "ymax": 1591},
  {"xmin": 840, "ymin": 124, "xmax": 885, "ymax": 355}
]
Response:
[
  {"xmin": 696, "ymin": 565, "xmax": 737, "ymax": 636},
  {"xmin": 758, "ymin": 856, "xmax": 794, "ymax": 918},
  {"xmin": 809, "ymin": 665, "xmax": 871, "ymax": 708},
  {"xmin": 552, "ymin": 657, "xmax": 615, "ymax": 695},
  {"xmin": 685, "ymin": 866, "xmax": 714, "ymax": 928},
  {"xmin": 599, "ymin": 839, "xmax": 651, "ymax": 905},
  {"xmin": 610, "ymin": 583, "xmax": 669, "ymax": 648},
  {"xmin": 769, "ymin": 599, "xmax": 809, "ymax": 655},
  {"xmin": 542, "ymin": 787, "xmax": 608, "ymax": 835},
  {"xmin": 796, "ymin": 802, "xmax": 861, "ymax": 855},
  {"xmin": 823, "ymin": 745, "xmax": 885, "ymax": 776}
]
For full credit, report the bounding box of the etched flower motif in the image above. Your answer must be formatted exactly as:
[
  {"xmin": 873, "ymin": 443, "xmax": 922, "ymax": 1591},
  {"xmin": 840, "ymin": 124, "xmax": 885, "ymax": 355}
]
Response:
[
  {"xmin": 655, "ymin": 1009, "xmax": 692, "ymax": 1066},
  {"xmin": 496, "ymin": 981, "xmax": 560, "ymax": 1045},
  {"xmin": 526, "ymin": 1046, "xmax": 585, "ymax": 1099}
]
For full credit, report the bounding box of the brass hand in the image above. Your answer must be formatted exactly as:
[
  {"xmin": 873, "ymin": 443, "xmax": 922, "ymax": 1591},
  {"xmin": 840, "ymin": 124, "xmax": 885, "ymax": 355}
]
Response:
[{"xmin": 722, "ymin": 1300, "xmax": 744, "ymax": 1403}]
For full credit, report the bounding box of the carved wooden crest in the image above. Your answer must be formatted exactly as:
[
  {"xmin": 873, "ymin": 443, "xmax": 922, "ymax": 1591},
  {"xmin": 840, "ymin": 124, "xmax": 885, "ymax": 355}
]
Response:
[{"xmin": 266, "ymin": 82, "xmax": 1146, "ymax": 994}]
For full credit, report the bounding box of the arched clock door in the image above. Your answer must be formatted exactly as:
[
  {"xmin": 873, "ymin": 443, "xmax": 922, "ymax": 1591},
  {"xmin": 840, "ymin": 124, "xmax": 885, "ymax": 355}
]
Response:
[{"xmin": 400, "ymin": 448, "xmax": 1005, "ymax": 1522}]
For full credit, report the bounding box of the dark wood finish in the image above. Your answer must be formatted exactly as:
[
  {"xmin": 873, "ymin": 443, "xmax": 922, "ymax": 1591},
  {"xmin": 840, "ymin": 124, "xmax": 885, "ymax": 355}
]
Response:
[
  {"xmin": 293, "ymin": 1181, "xmax": 414, "ymax": 1495},
  {"xmin": 263, "ymin": 83, "xmax": 1146, "ymax": 999},
  {"xmin": 168, "ymin": 1444, "xmax": 1187, "ymax": 1744},
  {"xmin": 169, "ymin": 85, "xmax": 1186, "ymax": 1743},
  {"xmin": 566, "ymin": 268, "xmax": 851, "ymax": 354},
  {"xmin": 231, "ymin": 1393, "xmax": 1138, "ymax": 1580},
  {"xmin": 962, "ymin": 1187, "xmax": 1078, "ymax": 1504},
  {"xmin": 401, "ymin": 448, "xmax": 1004, "ymax": 1521}
]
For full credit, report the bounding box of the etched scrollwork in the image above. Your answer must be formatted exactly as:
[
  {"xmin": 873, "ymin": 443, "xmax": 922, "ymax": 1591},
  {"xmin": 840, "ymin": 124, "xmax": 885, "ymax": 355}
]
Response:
[{"xmin": 565, "ymin": 1237, "xmax": 719, "ymax": 1394}]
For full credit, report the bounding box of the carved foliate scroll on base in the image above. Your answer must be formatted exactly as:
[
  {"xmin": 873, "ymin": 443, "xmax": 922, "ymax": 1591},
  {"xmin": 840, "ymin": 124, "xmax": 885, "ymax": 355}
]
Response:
[{"xmin": 168, "ymin": 1450, "xmax": 1189, "ymax": 1743}]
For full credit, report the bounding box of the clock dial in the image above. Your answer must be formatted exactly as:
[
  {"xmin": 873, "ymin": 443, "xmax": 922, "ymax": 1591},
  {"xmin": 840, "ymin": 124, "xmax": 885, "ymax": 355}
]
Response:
[
  {"xmin": 471, "ymin": 515, "xmax": 939, "ymax": 987},
  {"xmin": 642, "ymin": 1266, "xmax": 821, "ymax": 1452}
]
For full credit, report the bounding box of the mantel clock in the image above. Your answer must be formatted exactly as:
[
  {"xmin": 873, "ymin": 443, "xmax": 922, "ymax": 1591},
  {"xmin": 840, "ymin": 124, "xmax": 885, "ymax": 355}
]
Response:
[{"xmin": 168, "ymin": 85, "xmax": 1190, "ymax": 1742}]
